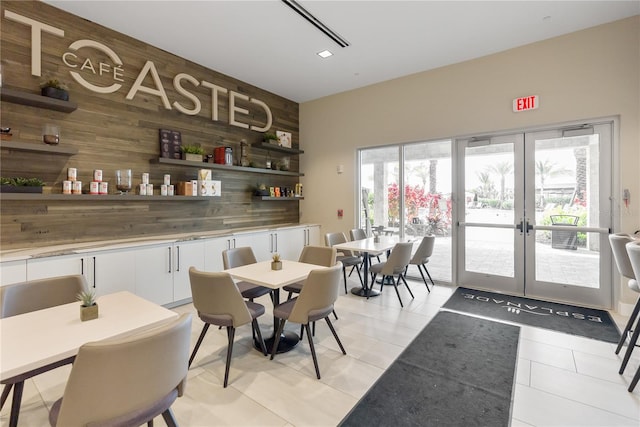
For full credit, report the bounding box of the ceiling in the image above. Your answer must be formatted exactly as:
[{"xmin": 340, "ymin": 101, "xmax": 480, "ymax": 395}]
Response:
[{"xmin": 43, "ymin": 1, "xmax": 639, "ymax": 103}]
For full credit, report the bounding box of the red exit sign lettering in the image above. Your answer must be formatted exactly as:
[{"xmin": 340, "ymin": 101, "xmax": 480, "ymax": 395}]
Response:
[{"xmin": 513, "ymin": 95, "xmax": 539, "ymax": 112}]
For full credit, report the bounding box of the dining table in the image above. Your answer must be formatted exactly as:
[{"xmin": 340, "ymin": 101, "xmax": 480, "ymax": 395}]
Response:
[
  {"xmin": 224, "ymin": 259, "xmax": 327, "ymax": 354},
  {"xmin": 0, "ymin": 291, "xmax": 178, "ymax": 427},
  {"xmin": 333, "ymin": 235, "xmax": 414, "ymax": 298}
]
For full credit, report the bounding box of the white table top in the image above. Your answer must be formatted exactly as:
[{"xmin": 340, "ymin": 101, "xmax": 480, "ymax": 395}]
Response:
[
  {"xmin": 225, "ymin": 260, "xmax": 326, "ymax": 289},
  {"xmin": 0, "ymin": 291, "xmax": 178, "ymax": 381},
  {"xmin": 333, "ymin": 236, "xmax": 414, "ymax": 256}
]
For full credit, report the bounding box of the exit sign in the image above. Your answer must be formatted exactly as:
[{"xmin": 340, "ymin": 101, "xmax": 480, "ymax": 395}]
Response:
[{"xmin": 513, "ymin": 95, "xmax": 539, "ymax": 112}]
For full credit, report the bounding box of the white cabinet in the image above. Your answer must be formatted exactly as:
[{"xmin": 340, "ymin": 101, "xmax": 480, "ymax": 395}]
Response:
[
  {"xmin": 27, "ymin": 253, "xmax": 86, "ymax": 281},
  {"xmin": 235, "ymin": 231, "xmax": 271, "ymax": 261},
  {"xmin": 0, "ymin": 260, "xmax": 27, "ymax": 286},
  {"xmin": 92, "ymin": 249, "xmax": 136, "ymax": 297},
  {"xmin": 305, "ymin": 225, "xmax": 321, "ymax": 246},
  {"xmin": 173, "ymin": 240, "xmax": 205, "ymax": 302},
  {"xmin": 134, "ymin": 245, "xmax": 173, "ymax": 305},
  {"xmin": 204, "ymin": 236, "xmax": 232, "ymax": 271}
]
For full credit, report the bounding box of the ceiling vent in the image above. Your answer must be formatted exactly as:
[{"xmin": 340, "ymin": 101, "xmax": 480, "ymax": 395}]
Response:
[{"xmin": 282, "ymin": 0, "xmax": 350, "ymax": 48}]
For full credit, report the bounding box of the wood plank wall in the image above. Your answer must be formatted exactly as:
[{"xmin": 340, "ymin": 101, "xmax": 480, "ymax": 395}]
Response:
[{"xmin": 0, "ymin": 1, "xmax": 301, "ymax": 249}]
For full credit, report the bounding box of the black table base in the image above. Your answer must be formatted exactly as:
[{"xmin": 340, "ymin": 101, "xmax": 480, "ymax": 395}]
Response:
[
  {"xmin": 256, "ymin": 331, "xmax": 300, "ymax": 354},
  {"xmin": 350, "ymin": 286, "xmax": 381, "ymax": 297}
]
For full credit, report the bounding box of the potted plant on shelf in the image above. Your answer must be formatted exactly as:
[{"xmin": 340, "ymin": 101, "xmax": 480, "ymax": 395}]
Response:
[
  {"xmin": 77, "ymin": 288, "xmax": 98, "ymax": 321},
  {"xmin": 0, "ymin": 177, "xmax": 45, "ymax": 193},
  {"xmin": 181, "ymin": 144, "xmax": 205, "ymax": 162},
  {"xmin": 40, "ymin": 79, "xmax": 69, "ymax": 101},
  {"xmin": 263, "ymin": 133, "xmax": 278, "ymax": 145},
  {"xmin": 271, "ymin": 253, "xmax": 282, "ymax": 270},
  {"xmin": 254, "ymin": 183, "xmax": 270, "ymax": 196}
]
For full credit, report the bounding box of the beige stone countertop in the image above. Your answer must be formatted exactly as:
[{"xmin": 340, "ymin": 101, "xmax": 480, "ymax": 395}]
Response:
[{"xmin": 0, "ymin": 223, "xmax": 319, "ymax": 262}]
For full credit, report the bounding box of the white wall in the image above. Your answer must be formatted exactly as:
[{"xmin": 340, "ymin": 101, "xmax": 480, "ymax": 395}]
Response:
[{"xmin": 299, "ymin": 16, "xmax": 639, "ymax": 305}]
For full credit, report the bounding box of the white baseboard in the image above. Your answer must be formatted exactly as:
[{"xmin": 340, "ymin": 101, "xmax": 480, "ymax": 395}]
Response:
[{"xmin": 617, "ymin": 301, "xmax": 635, "ymax": 316}]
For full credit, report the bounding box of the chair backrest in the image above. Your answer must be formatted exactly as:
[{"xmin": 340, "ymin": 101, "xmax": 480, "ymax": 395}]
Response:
[
  {"xmin": 410, "ymin": 235, "xmax": 435, "ymax": 264},
  {"xmin": 54, "ymin": 313, "xmax": 192, "ymax": 426},
  {"xmin": 223, "ymin": 246, "xmax": 257, "ymax": 269},
  {"xmin": 289, "ymin": 262, "xmax": 343, "ymax": 324},
  {"xmin": 350, "ymin": 228, "xmax": 367, "ymax": 241},
  {"xmin": 0, "ymin": 275, "xmax": 86, "ymax": 319},
  {"xmin": 188, "ymin": 267, "xmax": 252, "ymax": 327},
  {"xmin": 626, "ymin": 241, "xmax": 640, "ymax": 285},
  {"xmin": 609, "ymin": 233, "xmax": 636, "ymax": 280},
  {"xmin": 380, "ymin": 242, "xmax": 414, "ymax": 275},
  {"xmin": 325, "ymin": 232, "xmax": 356, "ymax": 257},
  {"xmin": 299, "ymin": 245, "xmax": 337, "ymax": 267}
]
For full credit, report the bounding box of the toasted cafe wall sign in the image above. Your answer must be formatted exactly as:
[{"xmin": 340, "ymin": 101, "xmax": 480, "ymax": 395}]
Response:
[{"xmin": 4, "ymin": 10, "xmax": 273, "ymax": 132}]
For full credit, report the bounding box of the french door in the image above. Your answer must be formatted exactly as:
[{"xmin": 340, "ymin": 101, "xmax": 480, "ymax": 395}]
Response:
[{"xmin": 456, "ymin": 122, "xmax": 613, "ymax": 308}]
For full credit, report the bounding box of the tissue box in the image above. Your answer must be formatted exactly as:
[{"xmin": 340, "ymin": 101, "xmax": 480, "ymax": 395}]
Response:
[
  {"xmin": 197, "ymin": 180, "xmax": 221, "ymax": 197},
  {"xmin": 176, "ymin": 182, "xmax": 193, "ymax": 196}
]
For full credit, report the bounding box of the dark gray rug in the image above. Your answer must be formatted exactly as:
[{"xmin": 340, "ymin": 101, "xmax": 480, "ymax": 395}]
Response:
[
  {"xmin": 340, "ymin": 311, "xmax": 520, "ymax": 427},
  {"xmin": 442, "ymin": 287, "xmax": 620, "ymax": 343}
]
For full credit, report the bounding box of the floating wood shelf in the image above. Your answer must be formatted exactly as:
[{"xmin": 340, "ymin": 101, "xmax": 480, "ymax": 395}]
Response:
[
  {"xmin": 252, "ymin": 142, "xmax": 303, "ymax": 155},
  {"xmin": 0, "ymin": 194, "xmax": 215, "ymax": 201},
  {"xmin": 0, "ymin": 140, "xmax": 79, "ymax": 155},
  {"xmin": 254, "ymin": 196, "xmax": 304, "ymax": 201},
  {"xmin": 1, "ymin": 88, "xmax": 78, "ymax": 113},
  {"xmin": 155, "ymin": 157, "xmax": 304, "ymax": 177}
]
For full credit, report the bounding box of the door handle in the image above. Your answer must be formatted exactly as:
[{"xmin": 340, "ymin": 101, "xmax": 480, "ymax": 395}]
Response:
[
  {"xmin": 526, "ymin": 219, "xmax": 534, "ymax": 234},
  {"xmin": 516, "ymin": 219, "xmax": 524, "ymax": 234}
]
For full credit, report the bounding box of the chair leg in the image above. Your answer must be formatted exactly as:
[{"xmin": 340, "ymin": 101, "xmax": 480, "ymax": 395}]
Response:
[
  {"xmin": 354, "ymin": 264, "xmax": 363, "ymax": 286},
  {"xmin": 148, "ymin": 420, "xmax": 153, "ymax": 427},
  {"xmin": 287, "ymin": 291, "xmax": 294, "ymax": 301},
  {"xmin": 332, "ymin": 309, "xmax": 338, "ymax": 320},
  {"xmin": 300, "ymin": 324, "xmax": 304, "ymax": 341},
  {"xmin": 616, "ymin": 296, "xmax": 640, "ymax": 354},
  {"xmin": 342, "ymin": 266, "xmax": 348, "ymax": 294},
  {"xmin": 161, "ymin": 408, "xmax": 179, "ymax": 427},
  {"xmin": 368, "ymin": 273, "xmax": 378, "ymax": 300},
  {"xmin": 253, "ymin": 319, "xmax": 268, "ymax": 356},
  {"xmin": 0, "ymin": 383, "xmax": 13, "ymax": 411},
  {"xmin": 619, "ymin": 315, "xmax": 640, "ymax": 374},
  {"xmin": 325, "ymin": 317, "xmax": 346, "ymax": 355},
  {"xmin": 417, "ymin": 265, "xmax": 431, "ymax": 292},
  {"xmin": 629, "ymin": 364, "xmax": 640, "ymax": 392},
  {"xmin": 188, "ymin": 323, "xmax": 210, "ymax": 368},
  {"xmin": 400, "ymin": 274, "xmax": 415, "ymax": 299},
  {"xmin": 312, "ymin": 321, "xmax": 316, "ymax": 336},
  {"xmin": 305, "ymin": 323, "xmax": 321, "ymax": 379},
  {"xmin": 423, "ymin": 263, "xmax": 435, "ymax": 288},
  {"xmin": 391, "ymin": 276, "xmax": 404, "ymax": 307},
  {"xmin": 223, "ymin": 326, "xmax": 236, "ymax": 388},
  {"xmin": 270, "ymin": 319, "xmax": 286, "ymax": 360}
]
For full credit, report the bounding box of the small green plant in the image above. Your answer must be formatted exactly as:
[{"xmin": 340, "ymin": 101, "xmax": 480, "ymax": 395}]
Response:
[
  {"xmin": 180, "ymin": 144, "xmax": 204, "ymax": 155},
  {"xmin": 272, "ymin": 253, "xmax": 281, "ymax": 262},
  {"xmin": 40, "ymin": 79, "xmax": 67, "ymax": 90},
  {"xmin": 77, "ymin": 289, "xmax": 96, "ymax": 307},
  {"xmin": 263, "ymin": 133, "xmax": 278, "ymax": 142},
  {"xmin": 0, "ymin": 177, "xmax": 45, "ymax": 186}
]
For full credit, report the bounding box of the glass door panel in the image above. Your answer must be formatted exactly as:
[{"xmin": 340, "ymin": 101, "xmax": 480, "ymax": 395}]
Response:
[{"xmin": 359, "ymin": 146, "xmax": 400, "ymax": 236}]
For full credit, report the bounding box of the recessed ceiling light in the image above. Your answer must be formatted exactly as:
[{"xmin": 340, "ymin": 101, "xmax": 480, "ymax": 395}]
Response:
[{"xmin": 317, "ymin": 50, "xmax": 333, "ymax": 58}]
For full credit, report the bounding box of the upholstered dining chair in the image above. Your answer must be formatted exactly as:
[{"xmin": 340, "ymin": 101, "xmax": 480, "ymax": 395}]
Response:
[
  {"xmin": 407, "ymin": 235, "xmax": 436, "ymax": 292},
  {"xmin": 270, "ymin": 262, "xmax": 346, "ymax": 379},
  {"xmin": 325, "ymin": 232, "xmax": 363, "ymax": 293},
  {"xmin": 0, "ymin": 275, "xmax": 86, "ymax": 411},
  {"xmin": 609, "ymin": 233, "xmax": 639, "ymax": 358},
  {"xmin": 49, "ymin": 313, "xmax": 192, "ymax": 427},
  {"xmin": 223, "ymin": 247, "xmax": 273, "ymax": 302},
  {"xmin": 369, "ymin": 242, "xmax": 415, "ymax": 307},
  {"xmin": 621, "ymin": 240, "xmax": 640, "ymax": 392},
  {"xmin": 349, "ymin": 228, "xmax": 381, "ymax": 263},
  {"xmin": 188, "ymin": 267, "xmax": 268, "ymax": 388}
]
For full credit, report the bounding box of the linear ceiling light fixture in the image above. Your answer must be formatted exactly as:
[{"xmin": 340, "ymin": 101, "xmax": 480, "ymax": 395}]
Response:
[{"xmin": 281, "ymin": 0, "xmax": 350, "ymax": 48}]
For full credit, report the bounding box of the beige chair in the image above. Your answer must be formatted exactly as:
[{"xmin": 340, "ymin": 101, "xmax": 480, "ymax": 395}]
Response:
[
  {"xmin": 188, "ymin": 267, "xmax": 268, "ymax": 388},
  {"xmin": 223, "ymin": 247, "xmax": 273, "ymax": 301},
  {"xmin": 369, "ymin": 242, "xmax": 415, "ymax": 307},
  {"xmin": 0, "ymin": 275, "xmax": 86, "ymax": 411},
  {"xmin": 270, "ymin": 263, "xmax": 346, "ymax": 379},
  {"xmin": 283, "ymin": 245, "xmax": 337, "ymax": 298},
  {"xmin": 349, "ymin": 228, "xmax": 381, "ymax": 263},
  {"xmin": 407, "ymin": 235, "xmax": 436, "ymax": 292},
  {"xmin": 622, "ymin": 240, "xmax": 640, "ymax": 392},
  {"xmin": 609, "ymin": 233, "xmax": 639, "ymax": 358},
  {"xmin": 325, "ymin": 232, "xmax": 363, "ymax": 293},
  {"xmin": 49, "ymin": 313, "xmax": 192, "ymax": 427}
]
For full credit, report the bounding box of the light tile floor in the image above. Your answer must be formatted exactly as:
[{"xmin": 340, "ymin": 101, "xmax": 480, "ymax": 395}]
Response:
[{"xmin": 2, "ymin": 275, "xmax": 639, "ymax": 427}]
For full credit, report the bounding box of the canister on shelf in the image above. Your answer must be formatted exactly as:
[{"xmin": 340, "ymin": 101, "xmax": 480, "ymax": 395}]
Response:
[
  {"xmin": 93, "ymin": 169, "xmax": 103, "ymax": 182},
  {"xmin": 161, "ymin": 184, "xmax": 168, "ymax": 196},
  {"xmin": 139, "ymin": 184, "xmax": 147, "ymax": 196},
  {"xmin": 72, "ymin": 181, "xmax": 82, "ymax": 194},
  {"xmin": 89, "ymin": 181, "xmax": 99, "ymax": 194},
  {"xmin": 168, "ymin": 185, "xmax": 174, "ymax": 196},
  {"xmin": 225, "ymin": 147, "xmax": 233, "ymax": 165},
  {"xmin": 67, "ymin": 168, "xmax": 77, "ymax": 181},
  {"xmin": 62, "ymin": 180, "xmax": 72, "ymax": 194},
  {"xmin": 99, "ymin": 182, "xmax": 108, "ymax": 194},
  {"xmin": 146, "ymin": 183, "xmax": 154, "ymax": 195},
  {"xmin": 141, "ymin": 172, "xmax": 149, "ymax": 184},
  {"xmin": 163, "ymin": 174, "xmax": 171, "ymax": 185}
]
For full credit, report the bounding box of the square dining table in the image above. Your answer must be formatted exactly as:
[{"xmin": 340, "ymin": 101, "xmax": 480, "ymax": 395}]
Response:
[
  {"xmin": 224, "ymin": 259, "xmax": 327, "ymax": 353},
  {"xmin": 0, "ymin": 291, "xmax": 178, "ymax": 427},
  {"xmin": 333, "ymin": 236, "xmax": 414, "ymax": 298}
]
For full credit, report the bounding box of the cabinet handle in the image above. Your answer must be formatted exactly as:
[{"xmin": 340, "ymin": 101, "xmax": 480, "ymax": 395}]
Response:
[
  {"xmin": 168, "ymin": 247, "xmax": 172, "ymax": 273},
  {"xmin": 274, "ymin": 233, "xmax": 278, "ymax": 253},
  {"xmin": 92, "ymin": 256, "xmax": 96, "ymax": 288},
  {"xmin": 176, "ymin": 246, "xmax": 180, "ymax": 272},
  {"xmin": 233, "ymin": 238, "xmax": 236, "ymax": 248},
  {"xmin": 81, "ymin": 258, "xmax": 84, "ymax": 275}
]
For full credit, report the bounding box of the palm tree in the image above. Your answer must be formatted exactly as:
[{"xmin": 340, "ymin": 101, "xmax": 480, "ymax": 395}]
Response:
[
  {"xmin": 535, "ymin": 159, "xmax": 571, "ymax": 207},
  {"xmin": 475, "ymin": 171, "xmax": 495, "ymax": 198},
  {"xmin": 487, "ymin": 161, "xmax": 513, "ymax": 205}
]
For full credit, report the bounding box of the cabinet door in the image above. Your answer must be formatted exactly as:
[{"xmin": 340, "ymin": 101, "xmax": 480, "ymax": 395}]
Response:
[
  {"xmin": 234, "ymin": 231, "xmax": 271, "ymax": 261},
  {"xmin": 173, "ymin": 241, "xmax": 205, "ymax": 302},
  {"xmin": 92, "ymin": 249, "xmax": 136, "ymax": 297},
  {"xmin": 204, "ymin": 236, "xmax": 232, "ymax": 271},
  {"xmin": 276, "ymin": 228, "xmax": 305, "ymax": 261},
  {"xmin": 134, "ymin": 245, "xmax": 173, "ymax": 305},
  {"xmin": 27, "ymin": 254, "xmax": 87, "ymax": 281},
  {"xmin": 306, "ymin": 225, "xmax": 321, "ymax": 246},
  {"xmin": 1, "ymin": 260, "xmax": 27, "ymax": 286}
]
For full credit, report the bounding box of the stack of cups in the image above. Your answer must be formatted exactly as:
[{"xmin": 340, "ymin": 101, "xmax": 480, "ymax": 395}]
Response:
[
  {"xmin": 64, "ymin": 167, "xmax": 82, "ymax": 195},
  {"xmin": 90, "ymin": 169, "xmax": 108, "ymax": 195}
]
